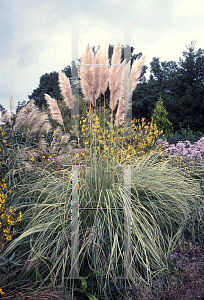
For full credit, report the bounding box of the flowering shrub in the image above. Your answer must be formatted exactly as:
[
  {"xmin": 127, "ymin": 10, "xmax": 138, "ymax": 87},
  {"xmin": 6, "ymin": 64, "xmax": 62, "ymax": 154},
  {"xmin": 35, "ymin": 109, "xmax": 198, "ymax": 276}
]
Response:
[
  {"xmin": 64, "ymin": 111, "xmax": 165, "ymax": 165},
  {"xmin": 156, "ymin": 137, "xmax": 204, "ymax": 170}
]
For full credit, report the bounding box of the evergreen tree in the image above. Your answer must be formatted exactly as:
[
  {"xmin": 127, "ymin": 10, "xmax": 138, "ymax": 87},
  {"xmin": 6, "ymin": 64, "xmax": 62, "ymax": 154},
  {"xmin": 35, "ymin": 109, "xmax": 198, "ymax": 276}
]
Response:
[{"xmin": 151, "ymin": 96, "xmax": 173, "ymax": 136}]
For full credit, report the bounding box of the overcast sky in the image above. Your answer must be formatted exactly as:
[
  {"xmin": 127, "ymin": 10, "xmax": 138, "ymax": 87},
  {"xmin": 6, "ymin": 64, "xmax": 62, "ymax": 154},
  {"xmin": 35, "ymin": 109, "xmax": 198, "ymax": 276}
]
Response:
[{"xmin": 1, "ymin": 0, "xmax": 204, "ymax": 114}]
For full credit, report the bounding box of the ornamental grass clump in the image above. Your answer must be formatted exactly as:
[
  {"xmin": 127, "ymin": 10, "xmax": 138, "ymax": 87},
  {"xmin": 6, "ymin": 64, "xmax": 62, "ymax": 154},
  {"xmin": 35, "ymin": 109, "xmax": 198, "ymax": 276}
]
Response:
[{"xmin": 1, "ymin": 42, "xmax": 204, "ymax": 299}]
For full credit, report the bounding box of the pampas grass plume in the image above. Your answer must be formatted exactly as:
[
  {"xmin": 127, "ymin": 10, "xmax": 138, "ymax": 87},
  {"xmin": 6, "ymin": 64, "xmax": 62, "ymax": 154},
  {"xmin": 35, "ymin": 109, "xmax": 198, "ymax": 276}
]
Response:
[
  {"xmin": 100, "ymin": 42, "xmax": 109, "ymax": 95},
  {"xmin": 44, "ymin": 93, "xmax": 64, "ymax": 127},
  {"xmin": 0, "ymin": 110, "xmax": 12, "ymax": 125},
  {"xmin": 109, "ymin": 41, "xmax": 124, "ymax": 112},
  {"xmin": 79, "ymin": 43, "xmax": 95, "ymax": 104},
  {"xmin": 92, "ymin": 47, "xmax": 102, "ymax": 106},
  {"xmin": 115, "ymin": 60, "xmax": 132, "ymax": 127},
  {"xmin": 30, "ymin": 112, "xmax": 49, "ymax": 135},
  {"xmin": 130, "ymin": 55, "xmax": 146, "ymax": 92},
  {"xmin": 58, "ymin": 70, "xmax": 73, "ymax": 109}
]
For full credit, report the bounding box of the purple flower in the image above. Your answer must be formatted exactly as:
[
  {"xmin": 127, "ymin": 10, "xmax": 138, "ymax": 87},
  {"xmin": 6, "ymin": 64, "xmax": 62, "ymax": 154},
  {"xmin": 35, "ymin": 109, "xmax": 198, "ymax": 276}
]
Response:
[{"xmin": 118, "ymin": 285, "xmax": 124, "ymax": 291}]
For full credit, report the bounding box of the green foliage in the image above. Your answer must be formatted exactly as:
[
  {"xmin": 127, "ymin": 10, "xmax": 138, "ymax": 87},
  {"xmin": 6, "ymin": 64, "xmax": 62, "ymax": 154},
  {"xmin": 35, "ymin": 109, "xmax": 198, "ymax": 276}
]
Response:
[
  {"xmin": 163, "ymin": 122, "xmax": 204, "ymax": 145},
  {"xmin": 150, "ymin": 96, "xmax": 173, "ymax": 136},
  {"xmin": 133, "ymin": 40, "xmax": 204, "ymax": 135}
]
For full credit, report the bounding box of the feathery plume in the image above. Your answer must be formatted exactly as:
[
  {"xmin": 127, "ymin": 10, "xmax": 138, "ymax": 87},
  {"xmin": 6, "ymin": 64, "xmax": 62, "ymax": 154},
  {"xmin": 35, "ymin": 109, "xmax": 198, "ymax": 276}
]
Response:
[
  {"xmin": 123, "ymin": 59, "xmax": 132, "ymax": 112},
  {"xmin": 79, "ymin": 43, "xmax": 95, "ymax": 104},
  {"xmin": 23, "ymin": 107, "xmax": 40, "ymax": 133},
  {"xmin": 30, "ymin": 112, "xmax": 49, "ymax": 135},
  {"xmin": 100, "ymin": 42, "xmax": 109, "ymax": 95},
  {"xmin": 115, "ymin": 59, "xmax": 132, "ymax": 127},
  {"xmin": 51, "ymin": 126, "xmax": 63, "ymax": 147},
  {"xmin": 37, "ymin": 138, "xmax": 47, "ymax": 154},
  {"xmin": 92, "ymin": 47, "xmax": 102, "ymax": 106},
  {"xmin": 44, "ymin": 94, "xmax": 64, "ymax": 127},
  {"xmin": 109, "ymin": 41, "xmax": 124, "ymax": 112},
  {"xmin": 25, "ymin": 99, "xmax": 36, "ymax": 113},
  {"xmin": 13, "ymin": 107, "xmax": 27, "ymax": 132},
  {"xmin": 13, "ymin": 147, "xmax": 30, "ymax": 163},
  {"xmin": 58, "ymin": 70, "xmax": 73, "ymax": 109},
  {"xmin": 130, "ymin": 55, "xmax": 146, "ymax": 92},
  {"xmin": 60, "ymin": 133, "xmax": 70, "ymax": 144},
  {"xmin": 39, "ymin": 121, "xmax": 52, "ymax": 136},
  {"xmin": 0, "ymin": 110, "xmax": 12, "ymax": 125}
]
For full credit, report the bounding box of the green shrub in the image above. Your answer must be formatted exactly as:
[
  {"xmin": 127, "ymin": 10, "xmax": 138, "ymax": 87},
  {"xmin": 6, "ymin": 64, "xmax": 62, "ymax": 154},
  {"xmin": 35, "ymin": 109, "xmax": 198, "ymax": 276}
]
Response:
[{"xmin": 151, "ymin": 96, "xmax": 173, "ymax": 136}]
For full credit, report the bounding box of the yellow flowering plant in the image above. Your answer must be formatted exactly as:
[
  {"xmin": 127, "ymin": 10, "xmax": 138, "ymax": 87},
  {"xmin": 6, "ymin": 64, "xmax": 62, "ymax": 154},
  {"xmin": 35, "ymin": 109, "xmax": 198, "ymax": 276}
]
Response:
[
  {"xmin": 0, "ymin": 179, "xmax": 22, "ymax": 251},
  {"xmin": 0, "ymin": 178, "xmax": 22, "ymax": 296}
]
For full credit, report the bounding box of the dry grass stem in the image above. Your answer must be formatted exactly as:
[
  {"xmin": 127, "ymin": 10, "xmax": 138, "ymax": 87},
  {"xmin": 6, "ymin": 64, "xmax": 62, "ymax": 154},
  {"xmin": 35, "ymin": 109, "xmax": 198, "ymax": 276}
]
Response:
[
  {"xmin": 79, "ymin": 43, "xmax": 95, "ymax": 104},
  {"xmin": 131, "ymin": 55, "xmax": 146, "ymax": 91},
  {"xmin": 92, "ymin": 47, "xmax": 102, "ymax": 106},
  {"xmin": 109, "ymin": 41, "xmax": 124, "ymax": 112},
  {"xmin": 58, "ymin": 70, "xmax": 73, "ymax": 109},
  {"xmin": 100, "ymin": 42, "xmax": 109, "ymax": 95},
  {"xmin": 44, "ymin": 94, "xmax": 65, "ymax": 132}
]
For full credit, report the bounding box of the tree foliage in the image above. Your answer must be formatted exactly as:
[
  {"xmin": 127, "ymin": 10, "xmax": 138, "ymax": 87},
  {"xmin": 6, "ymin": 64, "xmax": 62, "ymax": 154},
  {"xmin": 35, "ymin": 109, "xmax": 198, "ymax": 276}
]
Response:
[{"xmin": 134, "ymin": 40, "xmax": 204, "ymax": 135}]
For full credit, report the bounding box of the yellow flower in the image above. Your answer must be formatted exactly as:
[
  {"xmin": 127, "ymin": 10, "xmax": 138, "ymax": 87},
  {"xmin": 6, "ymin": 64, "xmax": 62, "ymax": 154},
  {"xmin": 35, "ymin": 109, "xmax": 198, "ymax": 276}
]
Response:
[
  {"xmin": 31, "ymin": 157, "xmax": 34, "ymax": 161},
  {"xmin": 2, "ymin": 139, "xmax": 6, "ymax": 143},
  {"xmin": 0, "ymin": 288, "xmax": 5, "ymax": 295}
]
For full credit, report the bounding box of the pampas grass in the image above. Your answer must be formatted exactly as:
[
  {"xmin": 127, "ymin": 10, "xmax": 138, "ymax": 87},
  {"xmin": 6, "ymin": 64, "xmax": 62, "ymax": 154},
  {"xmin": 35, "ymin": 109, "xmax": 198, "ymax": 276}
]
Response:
[
  {"xmin": 115, "ymin": 60, "xmax": 131, "ymax": 127},
  {"xmin": 109, "ymin": 41, "xmax": 124, "ymax": 113},
  {"xmin": 92, "ymin": 46, "xmax": 102, "ymax": 107},
  {"xmin": 58, "ymin": 70, "xmax": 73, "ymax": 110},
  {"xmin": 100, "ymin": 42, "xmax": 109, "ymax": 95},
  {"xmin": 108, "ymin": 41, "xmax": 124, "ymax": 147},
  {"xmin": 38, "ymin": 122, "xmax": 52, "ymax": 136},
  {"xmin": 44, "ymin": 93, "xmax": 66, "ymax": 134},
  {"xmin": 30, "ymin": 112, "xmax": 50, "ymax": 135},
  {"xmin": 0, "ymin": 110, "xmax": 12, "ymax": 126},
  {"xmin": 115, "ymin": 55, "xmax": 146, "ymax": 128},
  {"xmin": 13, "ymin": 107, "xmax": 27, "ymax": 132},
  {"xmin": 131, "ymin": 54, "xmax": 146, "ymax": 92},
  {"xmin": 79, "ymin": 43, "xmax": 95, "ymax": 106}
]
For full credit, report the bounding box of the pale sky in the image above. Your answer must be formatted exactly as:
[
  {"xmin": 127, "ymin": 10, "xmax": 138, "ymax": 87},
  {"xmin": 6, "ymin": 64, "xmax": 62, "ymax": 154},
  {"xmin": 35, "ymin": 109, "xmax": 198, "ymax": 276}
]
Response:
[{"xmin": 1, "ymin": 0, "xmax": 204, "ymax": 113}]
